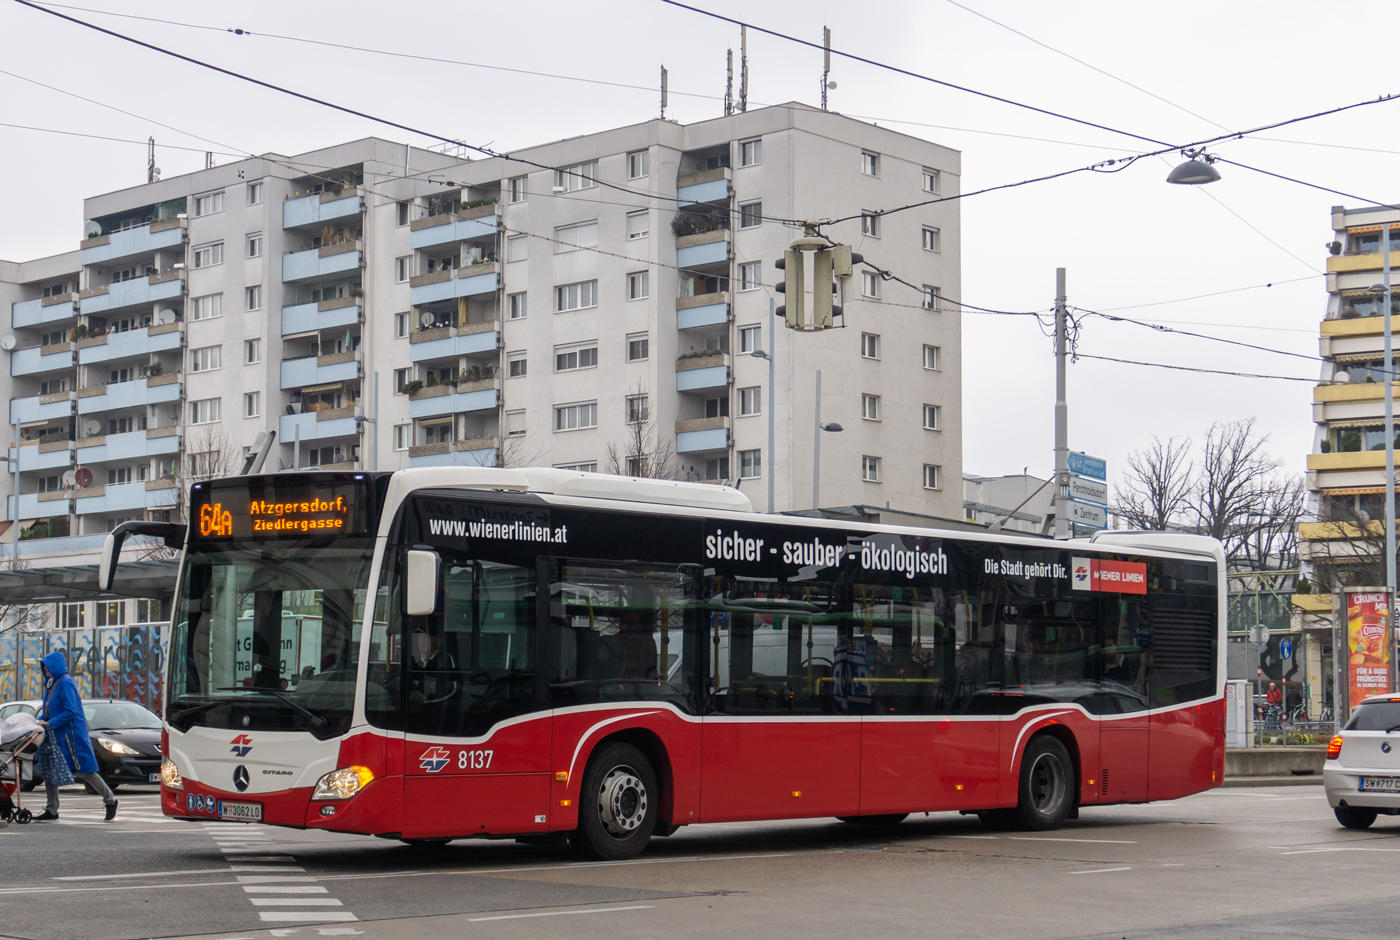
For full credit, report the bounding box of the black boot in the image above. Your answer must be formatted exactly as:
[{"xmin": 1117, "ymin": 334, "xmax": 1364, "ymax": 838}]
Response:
[{"xmin": 104, "ymin": 800, "xmax": 119, "ymax": 822}]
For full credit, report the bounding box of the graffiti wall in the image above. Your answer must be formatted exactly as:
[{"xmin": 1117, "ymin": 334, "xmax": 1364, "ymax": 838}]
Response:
[{"xmin": 0, "ymin": 623, "xmax": 166, "ymax": 710}]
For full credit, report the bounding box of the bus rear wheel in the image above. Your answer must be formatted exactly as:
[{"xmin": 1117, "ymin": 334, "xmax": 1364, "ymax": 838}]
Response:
[
  {"xmin": 1014, "ymin": 736, "xmax": 1074, "ymax": 831},
  {"xmin": 571, "ymin": 743, "xmax": 658, "ymax": 861}
]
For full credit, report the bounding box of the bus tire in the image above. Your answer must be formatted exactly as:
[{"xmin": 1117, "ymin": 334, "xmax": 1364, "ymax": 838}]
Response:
[
  {"xmin": 1015, "ymin": 735, "xmax": 1074, "ymax": 831},
  {"xmin": 1334, "ymin": 806, "xmax": 1377, "ymax": 830},
  {"xmin": 571, "ymin": 743, "xmax": 658, "ymax": 861},
  {"xmin": 976, "ymin": 809, "xmax": 1018, "ymax": 830},
  {"xmin": 837, "ymin": 814, "xmax": 908, "ymax": 826}
]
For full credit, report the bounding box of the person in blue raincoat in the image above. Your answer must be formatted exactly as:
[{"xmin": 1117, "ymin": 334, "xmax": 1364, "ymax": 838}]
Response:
[{"xmin": 37, "ymin": 652, "xmax": 118, "ymax": 822}]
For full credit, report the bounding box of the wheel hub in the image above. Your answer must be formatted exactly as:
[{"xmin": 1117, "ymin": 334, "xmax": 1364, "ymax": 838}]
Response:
[
  {"xmin": 1028, "ymin": 752, "xmax": 1066, "ymax": 816},
  {"xmin": 597, "ymin": 765, "xmax": 647, "ymax": 838}
]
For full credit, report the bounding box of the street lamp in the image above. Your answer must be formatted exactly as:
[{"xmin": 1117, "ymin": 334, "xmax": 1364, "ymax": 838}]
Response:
[
  {"xmin": 812, "ymin": 369, "xmax": 844, "ymax": 510},
  {"xmin": 1166, "ymin": 152, "xmax": 1221, "ymax": 185}
]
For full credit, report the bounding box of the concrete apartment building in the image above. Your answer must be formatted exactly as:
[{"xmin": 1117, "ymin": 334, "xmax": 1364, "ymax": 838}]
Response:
[
  {"xmin": 1293, "ymin": 203, "xmax": 1400, "ymax": 716},
  {"xmin": 1, "ymin": 103, "xmax": 962, "ymax": 578},
  {"xmin": 962, "ymin": 472, "xmax": 1053, "ymax": 534}
]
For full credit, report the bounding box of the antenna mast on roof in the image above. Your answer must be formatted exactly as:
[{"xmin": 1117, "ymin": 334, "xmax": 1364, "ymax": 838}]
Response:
[
  {"xmin": 724, "ymin": 48, "xmax": 734, "ymax": 116},
  {"xmin": 660, "ymin": 65, "xmax": 668, "ymax": 120},
  {"xmin": 821, "ymin": 26, "xmax": 832, "ymax": 111},
  {"xmin": 147, "ymin": 136, "xmax": 156, "ymax": 183},
  {"xmin": 739, "ymin": 25, "xmax": 748, "ymax": 112}
]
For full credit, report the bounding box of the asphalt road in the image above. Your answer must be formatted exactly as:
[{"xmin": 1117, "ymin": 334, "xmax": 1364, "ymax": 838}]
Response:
[{"xmin": 2, "ymin": 782, "xmax": 1398, "ymax": 940}]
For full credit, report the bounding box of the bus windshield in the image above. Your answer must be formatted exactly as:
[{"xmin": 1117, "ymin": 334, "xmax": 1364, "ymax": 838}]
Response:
[{"xmin": 168, "ymin": 540, "xmax": 376, "ymax": 738}]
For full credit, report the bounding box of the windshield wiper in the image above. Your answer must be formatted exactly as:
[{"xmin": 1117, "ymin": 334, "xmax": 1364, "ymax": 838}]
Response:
[
  {"xmin": 215, "ymin": 687, "xmax": 328, "ymax": 728},
  {"xmin": 169, "ymin": 700, "xmax": 227, "ymax": 723}
]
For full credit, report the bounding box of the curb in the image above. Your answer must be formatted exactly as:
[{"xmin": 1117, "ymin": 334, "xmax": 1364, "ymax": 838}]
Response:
[{"xmin": 1220, "ymin": 774, "xmax": 1323, "ymax": 788}]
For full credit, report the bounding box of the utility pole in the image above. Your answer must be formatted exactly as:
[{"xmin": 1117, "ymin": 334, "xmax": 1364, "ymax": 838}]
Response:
[
  {"xmin": 813, "ymin": 370, "xmax": 823, "ymax": 510},
  {"xmin": 1053, "ymin": 268, "xmax": 1070, "ymax": 539},
  {"xmin": 1384, "ymin": 224, "xmax": 1397, "ymax": 688},
  {"xmin": 767, "ymin": 298, "xmax": 775, "ymax": 513}
]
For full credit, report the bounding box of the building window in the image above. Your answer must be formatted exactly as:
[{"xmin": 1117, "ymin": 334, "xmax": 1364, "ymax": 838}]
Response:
[
  {"xmin": 508, "ymin": 292, "xmax": 527, "ymax": 320},
  {"xmin": 108, "ymin": 366, "xmax": 136, "ymax": 384},
  {"xmin": 923, "ymin": 464, "xmax": 943, "ymax": 490},
  {"xmin": 923, "ymin": 344, "xmax": 941, "ymax": 371},
  {"xmin": 37, "ymin": 474, "xmax": 61, "ymax": 493},
  {"xmin": 739, "ymin": 324, "xmax": 761, "ymax": 353},
  {"xmin": 705, "ymin": 395, "xmax": 730, "ymax": 419},
  {"xmin": 244, "ymin": 391, "xmax": 261, "ymax": 417},
  {"xmin": 627, "ymin": 333, "xmax": 649, "ymax": 362},
  {"xmin": 95, "ymin": 599, "xmax": 127, "ymax": 626},
  {"xmin": 507, "ymin": 351, "xmax": 527, "ymax": 378},
  {"xmin": 861, "ymin": 271, "xmax": 880, "ymax": 298},
  {"xmin": 40, "ymin": 329, "xmax": 68, "ymax": 347},
  {"xmin": 862, "ymin": 455, "xmax": 881, "ymax": 482},
  {"xmin": 627, "ymin": 150, "xmax": 649, "ymax": 179},
  {"xmin": 861, "ymin": 151, "xmax": 880, "ymax": 176},
  {"xmin": 923, "ymin": 284, "xmax": 941, "ymax": 310},
  {"xmin": 395, "ymin": 256, "xmax": 412, "ymax": 282},
  {"xmin": 506, "ymin": 410, "xmax": 526, "ymax": 438},
  {"xmin": 861, "ymin": 211, "xmax": 881, "ymax": 238},
  {"xmin": 922, "ymin": 226, "xmax": 941, "ymax": 252},
  {"xmin": 189, "ymin": 345, "xmax": 222, "ymax": 372},
  {"xmin": 247, "ymin": 181, "xmax": 263, "ymax": 205},
  {"xmin": 738, "ymin": 449, "xmax": 761, "ymax": 479},
  {"xmin": 246, "ymin": 285, "xmax": 262, "ymax": 311},
  {"xmin": 245, "ymin": 338, "xmax": 261, "ymax": 363},
  {"xmin": 556, "ymin": 280, "xmax": 598, "ymax": 312},
  {"xmin": 626, "ymin": 394, "xmax": 649, "ymax": 424},
  {"xmin": 739, "ymin": 386, "xmax": 761, "ymax": 416},
  {"xmin": 739, "ymin": 201, "xmax": 763, "ymax": 229},
  {"xmin": 554, "ymin": 160, "xmax": 598, "ymax": 192},
  {"xmin": 703, "ymin": 456, "xmax": 730, "ymax": 481},
  {"xmin": 739, "ymin": 261, "xmax": 762, "ymax": 292},
  {"xmin": 860, "ymin": 332, "xmax": 880, "ymax": 359},
  {"xmin": 556, "ymin": 461, "xmax": 598, "ymax": 473},
  {"xmin": 554, "ymin": 220, "xmax": 599, "ymax": 252},
  {"xmin": 193, "ymin": 191, "xmax": 224, "ymax": 216},
  {"xmin": 396, "ymin": 201, "xmax": 411, "ymax": 226},
  {"xmin": 394, "ymin": 367, "xmax": 412, "ymax": 392},
  {"xmin": 554, "ymin": 401, "xmax": 598, "ymax": 432},
  {"xmin": 507, "ymin": 234, "xmax": 528, "ymax": 262},
  {"xmin": 922, "ymin": 167, "xmax": 940, "ymax": 194},
  {"xmin": 395, "ymin": 312, "xmax": 409, "ymax": 337},
  {"xmin": 739, "ymin": 137, "xmax": 762, "ymax": 167},
  {"xmin": 246, "ymin": 233, "xmax": 263, "ymax": 258},
  {"xmin": 923, "ymin": 403, "xmax": 941, "ymax": 430},
  {"xmin": 192, "ymin": 242, "xmax": 224, "ymax": 268},
  {"xmin": 627, "ymin": 210, "xmax": 649, "ymax": 240},
  {"xmin": 627, "ymin": 271, "xmax": 649, "ymax": 300},
  {"xmin": 189, "ymin": 398, "xmax": 221, "ymax": 425},
  {"xmin": 394, "ymin": 423, "xmax": 411, "ymax": 450},
  {"xmin": 862, "ymin": 393, "xmax": 881, "ymax": 421},
  {"xmin": 509, "ymin": 176, "xmax": 528, "ymax": 203},
  {"xmin": 554, "ymin": 342, "xmax": 598, "ymax": 373}
]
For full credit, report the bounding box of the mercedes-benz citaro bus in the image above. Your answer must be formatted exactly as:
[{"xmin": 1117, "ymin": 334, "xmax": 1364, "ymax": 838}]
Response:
[{"xmin": 99, "ymin": 467, "xmax": 1226, "ymax": 860}]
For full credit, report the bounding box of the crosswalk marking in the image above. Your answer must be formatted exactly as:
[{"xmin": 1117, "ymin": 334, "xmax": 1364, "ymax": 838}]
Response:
[{"xmin": 202, "ymin": 822, "xmax": 357, "ymax": 925}]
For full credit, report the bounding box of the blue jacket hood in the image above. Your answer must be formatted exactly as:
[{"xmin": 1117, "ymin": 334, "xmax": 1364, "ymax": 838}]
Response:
[{"xmin": 42, "ymin": 652, "xmax": 69, "ymax": 678}]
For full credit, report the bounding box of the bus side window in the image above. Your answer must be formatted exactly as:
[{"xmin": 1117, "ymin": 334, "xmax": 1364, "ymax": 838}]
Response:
[
  {"xmin": 1099, "ymin": 596, "xmax": 1150, "ymax": 712},
  {"xmin": 365, "ymin": 557, "xmax": 404, "ymax": 730},
  {"xmin": 852, "ymin": 584, "xmax": 952, "ymax": 716}
]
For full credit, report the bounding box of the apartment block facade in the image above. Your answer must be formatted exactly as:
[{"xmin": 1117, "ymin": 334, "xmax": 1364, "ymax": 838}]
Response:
[{"xmin": 1, "ymin": 103, "xmax": 962, "ymax": 567}]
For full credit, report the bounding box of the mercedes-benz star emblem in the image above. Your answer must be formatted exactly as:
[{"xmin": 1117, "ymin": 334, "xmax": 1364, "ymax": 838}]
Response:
[{"xmin": 233, "ymin": 765, "xmax": 250, "ymax": 792}]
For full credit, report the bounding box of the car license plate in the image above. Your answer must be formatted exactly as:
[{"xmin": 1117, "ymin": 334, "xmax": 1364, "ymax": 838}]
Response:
[
  {"xmin": 218, "ymin": 801, "xmax": 263, "ymax": 822},
  {"xmin": 1359, "ymin": 777, "xmax": 1400, "ymax": 791},
  {"xmin": 149, "ymin": 773, "xmax": 161, "ymax": 783}
]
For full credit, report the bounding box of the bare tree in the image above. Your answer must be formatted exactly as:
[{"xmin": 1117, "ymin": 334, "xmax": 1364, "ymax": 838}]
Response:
[
  {"xmin": 1112, "ymin": 435, "xmax": 1193, "ymax": 530},
  {"xmin": 139, "ymin": 426, "xmax": 243, "ymax": 559},
  {"xmin": 605, "ymin": 384, "xmax": 677, "ymax": 479},
  {"xmin": 491, "ymin": 424, "xmax": 545, "ymax": 470},
  {"xmin": 0, "ymin": 554, "xmax": 49, "ymax": 636},
  {"xmin": 1305, "ymin": 493, "xmax": 1393, "ymax": 592}
]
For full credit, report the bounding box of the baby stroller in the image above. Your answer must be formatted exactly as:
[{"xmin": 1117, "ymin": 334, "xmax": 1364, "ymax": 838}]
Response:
[{"xmin": 1, "ymin": 713, "xmax": 44, "ymax": 824}]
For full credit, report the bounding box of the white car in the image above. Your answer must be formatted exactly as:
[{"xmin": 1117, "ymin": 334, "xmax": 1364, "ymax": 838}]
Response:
[{"xmin": 1324, "ymin": 692, "xmax": 1400, "ymax": 829}]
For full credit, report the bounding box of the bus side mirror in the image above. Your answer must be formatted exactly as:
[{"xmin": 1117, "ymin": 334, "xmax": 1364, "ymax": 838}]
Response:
[
  {"xmin": 404, "ymin": 549, "xmax": 440, "ymax": 616},
  {"xmin": 99, "ymin": 520, "xmax": 187, "ymax": 593}
]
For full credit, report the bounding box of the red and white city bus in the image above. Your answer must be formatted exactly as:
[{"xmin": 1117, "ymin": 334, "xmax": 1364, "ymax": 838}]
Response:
[{"xmin": 102, "ymin": 467, "xmax": 1226, "ymax": 859}]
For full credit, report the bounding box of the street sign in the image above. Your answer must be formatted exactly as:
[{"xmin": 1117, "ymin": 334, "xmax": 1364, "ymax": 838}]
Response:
[
  {"xmin": 1066, "ymin": 499, "xmax": 1107, "ymax": 529},
  {"xmin": 1250, "ymin": 625, "xmax": 1270, "ymax": 644},
  {"xmin": 1067, "ymin": 453, "xmax": 1106, "ymax": 480},
  {"xmin": 1279, "ymin": 637, "xmax": 1293, "ymax": 660},
  {"xmin": 1068, "ymin": 474, "xmax": 1108, "ymax": 506}
]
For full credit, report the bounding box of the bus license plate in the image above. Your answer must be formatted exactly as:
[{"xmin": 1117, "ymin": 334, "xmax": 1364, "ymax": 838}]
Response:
[
  {"xmin": 219, "ymin": 801, "xmax": 263, "ymax": 822},
  {"xmin": 1359, "ymin": 777, "xmax": 1400, "ymax": 791}
]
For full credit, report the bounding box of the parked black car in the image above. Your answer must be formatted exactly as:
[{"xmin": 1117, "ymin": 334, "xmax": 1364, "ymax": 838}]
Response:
[{"xmin": 9, "ymin": 698, "xmax": 162, "ymax": 792}]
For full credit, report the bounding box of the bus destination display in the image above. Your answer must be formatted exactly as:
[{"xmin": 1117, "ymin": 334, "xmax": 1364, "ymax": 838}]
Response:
[{"xmin": 191, "ymin": 480, "xmax": 370, "ymax": 540}]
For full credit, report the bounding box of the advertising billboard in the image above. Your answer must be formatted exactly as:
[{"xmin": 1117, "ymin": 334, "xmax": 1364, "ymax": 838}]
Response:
[{"xmin": 1344, "ymin": 589, "xmax": 1393, "ymax": 712}]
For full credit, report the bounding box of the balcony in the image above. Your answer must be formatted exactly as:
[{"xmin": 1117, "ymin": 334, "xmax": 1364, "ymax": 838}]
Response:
[
  {"xmin": 17, "ymin": 491, "xmax": 71, "ymax": 520},
  {"xmin": 409, "ymin": 262, "xmax": 499, "ymax": 306},
  {"xmin": 280, "ymin": 351, "xmax": 361, "ymax": 390},
  {"xmin": 16, "ymin": 533, "xmax": 109, "ymax": 559},
  {"xmin": 11, "ymin": 440, "xmax": 74, "ymax": 472},
  {"xmin": 79, "ymin": 271, "xmax": 183, "ymax": 316},
  {"xmin": 1307, "ymin": 451, "xmax": 1390, "ymax": 471},
  {"xmin": 75, "ymin": 480, "xmax": 179, "ymax": 517},
  {"xmin": 677, "ymin": 292, "xmax": 731, "ymax": 330},
  {"xmin": 77, "ymin": 374, "xmax": 181, "ymax": 415},
  {"xmin": 80, "ymin": 218, "xmax": 186, "ymax": 266},
  {"xmin": 410, "ymin": 205, "xmax": 498, "ymax": 250},
  {"xmin": 1327, "ymin": 251, "xmax": 1398, "ymax": 274},
  {"xmin": 409, "ymin": 320, "xmax": 500, "ymax": 363},
  {"xmin": 676, "ymin": 352, "xmax": 730, "ymax": 392},
  {"xmin": 77, "ymin": 322, "xmax": 183, "ymax": 365},
  {"xmin": 407, "ymin": 380, "xmax": 499, "ymax": 419},
  {"xmin": 282, "ymin": 190, "xmax": 363, "ymax": 229},
  {"xmin": 12, "ymin": 293, "xmax": 77, "ymax": 329},
  {"xmin": 282, "ymin": 241, "xmax": 362, "ymax": 283},
  {"xmin": 676, "ymin": 228, "xmax": 731, "ymax": 269},
  {"xmin": 677, "ymin": 167, "xmax": 732, "ymax": 207},
  {"xmin": 281, "ymin": 297, "xmax": 362, "ymax": 336},
  {"xmin": 11, "ymin": 390, "xmax": 74, "ymax": 425},
  {"xmin": 1313, "ymin": 382, "xmax": 1398, "ymax": 404},
  {"xmin": 279, "ymin": 408, "xmax": 361, "ymax": 444},
  {"xmin": 676, "ymin": 416, "xmax": 731, "ymax": 453},
  {"xmin": 75, "ymin": 427, "xmax": 180, "ymax": 465},
  {"xmin": 1322, "ymin": 315, "xmax": 1386, "ymax": 338},
  {"xmin": 1291, "ymin": 593, "xmax": 1334, "ymax": 614},
  {"xmin": 409, "ymin": 436, "xmax": 498, "ymax": 468},
  {"xmin": 10, "ymin": 342, "xmax": 74, "ymax": 377}
]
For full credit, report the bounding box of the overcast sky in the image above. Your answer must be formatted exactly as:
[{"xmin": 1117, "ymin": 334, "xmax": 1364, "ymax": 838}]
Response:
[{"xmin": 3, "ymin": 0, "xmax": 1395, "ymax": 492}]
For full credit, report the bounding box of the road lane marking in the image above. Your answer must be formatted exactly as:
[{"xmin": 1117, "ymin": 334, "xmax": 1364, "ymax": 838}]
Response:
[
  {"xmin": 249, "ymin": 898, "xmax": 344, "ymax": 906},
  {"xmin": 55, "ymin": 869, "xmax": 234, "ymax": 881},
  {"xmin": 243, "ymin": 887, "xmax": 330, "ymax": 894},
  {"xmin": 468, "ymin": 905, "xmax": 656, "ymax": 922},
  {"xmin": 1068, "ymin": 867, "xmax": 1133, "ymax": 875},
  {"xmin": 204, "ymin": 821, "xmax": 358, "ymax": 925},
  {"xmin": 258, "ymin": 912, "xmax": 359, "ymax": 922},
  {"xmin": 1009, "ymin": 836, "xmax": 1139, "ymax": 844},
  {"xmin": 312, "ymin": 852, "xmax": 794, "ymax": 884},
  {"xmin": 1278, "ymin": 846, "xmax": 1400, "ymax": 855},
  {"xmin": 235, "ymin": 876, "xmax": 320, "ymax": 883},
  {"xmin": 950, "ymin": 835, "xmax": 999, "ymax": 840}
]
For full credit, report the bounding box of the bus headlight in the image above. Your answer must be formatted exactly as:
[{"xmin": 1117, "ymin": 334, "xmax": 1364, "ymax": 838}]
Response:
[
  {"xmin": 161, "ymin": 756, "xmax": 184, "ymax": 791},
  {"xmin": 311, "ymin": 766, "xmax": 374, "ymax": 801}
]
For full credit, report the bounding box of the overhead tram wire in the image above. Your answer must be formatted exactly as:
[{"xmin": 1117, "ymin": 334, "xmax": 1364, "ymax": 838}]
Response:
[
  {"xmin": 0, "ymin": 122, "xmax": 245, "ymax": 157},
  {"xmin": 1075, "ymin": 354, "xmax": 1315, "ymax": 383},
  {"xmin": 1216, "ymin": 157, "xmax": 1400, "ymax": 211}
]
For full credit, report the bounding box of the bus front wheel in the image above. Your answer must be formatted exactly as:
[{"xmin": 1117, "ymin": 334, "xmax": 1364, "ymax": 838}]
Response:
[
  {"xmin": 1014, "ymin": 735, "xmax": 1074, "ymax": 831},
  {"xmin": 571, "ymin": 743, "xmax": 658, "ymax": 861}
]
